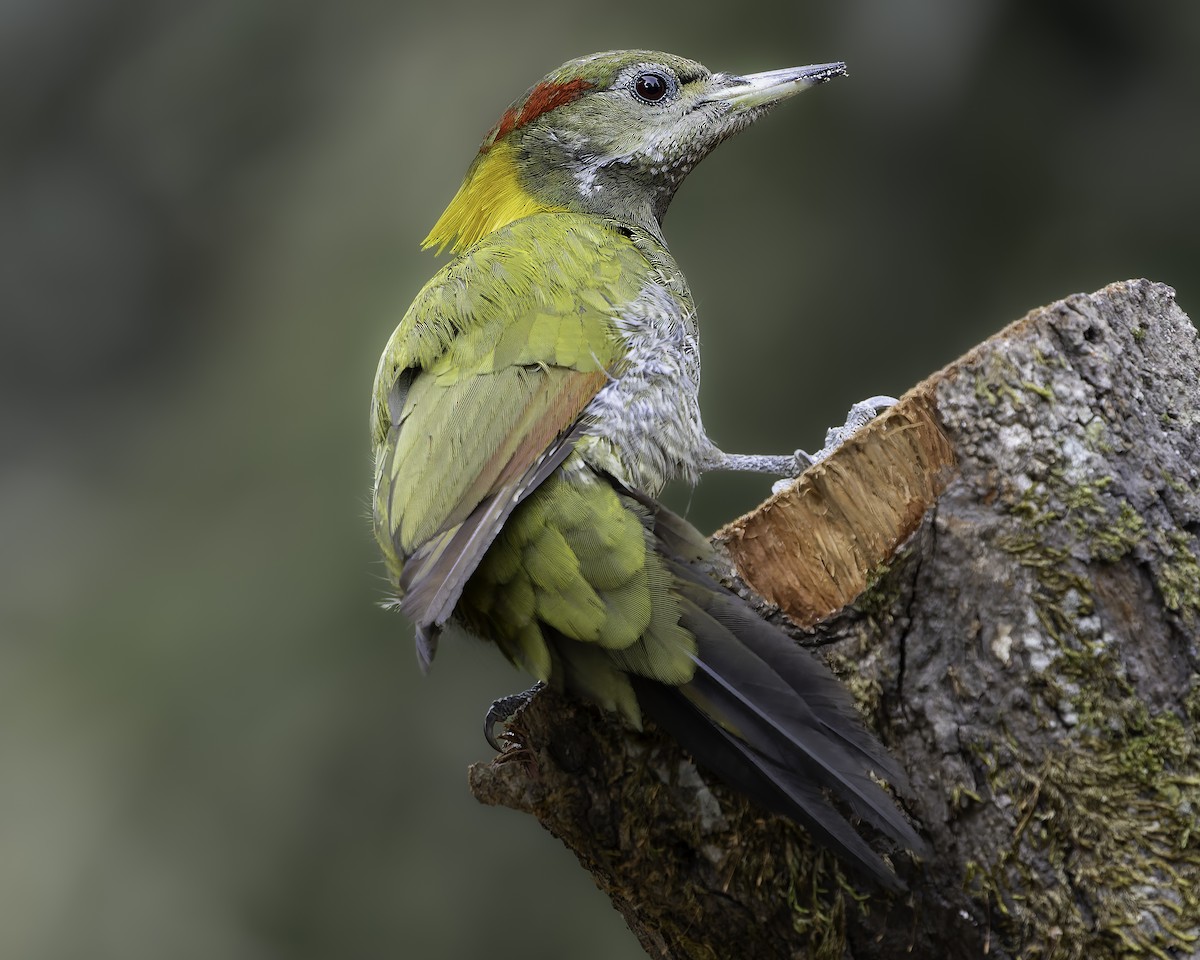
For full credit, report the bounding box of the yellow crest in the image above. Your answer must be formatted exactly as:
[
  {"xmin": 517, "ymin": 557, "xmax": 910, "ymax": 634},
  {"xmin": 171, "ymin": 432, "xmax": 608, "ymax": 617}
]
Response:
[{"xmin": 422, "ymin": 142, "xmax": 562, "ymax": 255}]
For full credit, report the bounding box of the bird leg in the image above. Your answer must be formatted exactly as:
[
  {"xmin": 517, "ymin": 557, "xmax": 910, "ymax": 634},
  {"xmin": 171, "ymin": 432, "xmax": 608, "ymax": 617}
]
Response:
[
  {"xmin": 484, "ymin": 681, "xmax": 546, "ymax": 752},
  {"xmin": 701, "ymin": 451, "xmax": 806, "ymax": 475},
  {"xmin": 701, "ymin": 395, "xmax": 898, "ymax": 493}
]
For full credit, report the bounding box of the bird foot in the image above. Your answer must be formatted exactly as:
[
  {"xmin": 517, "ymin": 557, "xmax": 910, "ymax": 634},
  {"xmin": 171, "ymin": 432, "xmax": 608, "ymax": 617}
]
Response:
[
  {"xmin": 771, "ymin": 396, "xmax": 898, "ymax": 494},
  {"xmin": 484, "ymin": 681, "xmax": 546, "ymax": 752}
]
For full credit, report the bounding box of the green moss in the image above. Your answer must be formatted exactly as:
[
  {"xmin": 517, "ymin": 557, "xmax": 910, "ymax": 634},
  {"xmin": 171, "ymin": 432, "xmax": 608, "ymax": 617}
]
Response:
[
  {"xmin": 1089, "ymin": 500, "xmax": 1146, "ymax": 563},
  {"xmin": 781, "ymin": 843, "xmax": 851, "ymax": 957},
  {"xmin": 974, "ymin": 355, "xmax": 1031, "ymax": 407},
  {"xmin": 627, "ymin": 756, "xmax": 857, "ymax": 960},
  {"xmin": 854, "ymin": 557, "xmax": 905, "ymax": 627},
  {"xmin": 824, "ymin": 649, "xmax": 886, "ymax": 721},
  {"xmin": 972, "ymin": 351, "xmax": 1065, "ymax": 410},
  {"xmin": 1160, "ymin": 469, "xmax": 1189, "ymax": 496},
  {"xmin": 989, "ymin": 708, "xmax": 1200, "ymax": 959},
  {"xmin": 1158, "ymin": 531, "xmax": 1200, "ymax": 625},
  {"xmin": 1084, "ymin": 417, "xmax": 1115, "ymax": 454},
  {"xmin": 963, "ymin": 662, "xmax": 1200, "ymax": 957},
  {"xmin": 974, "ymin": 373, "xmax": 998, "ymax": 406},
  {"xmin": 969, "ymin": 473, "xmax": 1200, "ymax": 958},
  {"xmin": 1022, "ymin": 380, "xmax": 1054, "ymax": 401},
  {"xmin": 949, "ymin": 783, "xmax": 983, "ymax": 810},
  {"xmin": 1006, "ymin": 470, "xmax": 1145, "ymax": 567}
]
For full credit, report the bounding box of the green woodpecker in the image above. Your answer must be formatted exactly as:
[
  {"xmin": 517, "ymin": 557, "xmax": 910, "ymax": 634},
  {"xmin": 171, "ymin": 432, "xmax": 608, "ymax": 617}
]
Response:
[{"xmin": 371, "ymin": 50, "xmax": 923, "ymax": 888}]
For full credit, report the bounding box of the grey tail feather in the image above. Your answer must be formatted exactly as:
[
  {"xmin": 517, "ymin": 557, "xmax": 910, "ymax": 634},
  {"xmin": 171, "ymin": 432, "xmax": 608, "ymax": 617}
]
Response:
[
  {"xmin": 632, "ymin": 675, "xmax": 909, "ymax": 892},
  {"xmin": 676, "ymin": 587, "xmax": 924, "ymax": 852},
  {"xmin": 626, "ymin": 491, "xmax": 927, "ymax": 888},
  {"xmin": 415, "ymin": 623, "xmax": 439, "ymax": 674},
  {"xmin": 672, "ymin": 562, "xmax": 911, "ymax": 793}
]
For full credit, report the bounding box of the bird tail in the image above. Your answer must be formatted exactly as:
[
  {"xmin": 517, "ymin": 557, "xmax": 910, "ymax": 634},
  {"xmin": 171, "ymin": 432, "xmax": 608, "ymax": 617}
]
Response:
[{"xmin": 627, "ymin": 494, "xmax": 927, "ymax": 891}]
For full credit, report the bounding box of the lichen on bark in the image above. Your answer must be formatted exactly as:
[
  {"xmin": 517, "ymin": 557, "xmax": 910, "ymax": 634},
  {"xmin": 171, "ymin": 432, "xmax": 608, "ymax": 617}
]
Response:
[{"xmin": 899, "ymin": 280, "xmax": 1200, "ymax": 957}]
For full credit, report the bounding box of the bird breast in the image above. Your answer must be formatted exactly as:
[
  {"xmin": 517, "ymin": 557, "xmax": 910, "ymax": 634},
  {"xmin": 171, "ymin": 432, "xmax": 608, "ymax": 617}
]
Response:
[{"xmin": 576, "ymin": 279, "xmax": 711, "ymax": 494}]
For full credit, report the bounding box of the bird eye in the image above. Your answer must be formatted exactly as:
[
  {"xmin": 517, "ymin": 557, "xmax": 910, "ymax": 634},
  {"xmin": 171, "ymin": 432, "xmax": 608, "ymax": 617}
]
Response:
[{"xmin": 631, "ymin": 71, "xmax": 671, "ymax": 104}]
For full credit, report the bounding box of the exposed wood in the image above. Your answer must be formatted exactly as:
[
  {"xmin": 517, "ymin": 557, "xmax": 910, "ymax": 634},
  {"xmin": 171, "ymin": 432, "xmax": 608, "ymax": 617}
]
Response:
[
  {"xmin": 469, "ymin": 279, "xmax": 1200, "ymax": 960},
  {"xmin": 714, "ymin": 385, "xmax": 957, "ymax": 628}
]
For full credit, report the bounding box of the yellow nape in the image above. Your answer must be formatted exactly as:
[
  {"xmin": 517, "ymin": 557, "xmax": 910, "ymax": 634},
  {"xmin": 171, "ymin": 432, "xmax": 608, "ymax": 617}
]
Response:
[{"xmin": 422, "ymin": 142, "xmax": 562, "ymax": 255}]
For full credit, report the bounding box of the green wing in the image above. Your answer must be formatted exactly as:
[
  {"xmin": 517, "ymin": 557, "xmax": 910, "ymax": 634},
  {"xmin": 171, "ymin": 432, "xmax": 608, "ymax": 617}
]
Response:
[
  {"xmin": 371, "ymin": 213, "xmax": 655, "ymax": 662},
  {"xmin": 456, "ymin": 468, "xmax": 697, "ymax": 725}
]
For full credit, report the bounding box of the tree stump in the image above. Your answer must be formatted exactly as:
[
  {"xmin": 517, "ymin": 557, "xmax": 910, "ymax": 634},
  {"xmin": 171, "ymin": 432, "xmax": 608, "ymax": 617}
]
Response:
[{"xmin": 468, "ymin": 279, "xmax": 1200, "ymax": 959}]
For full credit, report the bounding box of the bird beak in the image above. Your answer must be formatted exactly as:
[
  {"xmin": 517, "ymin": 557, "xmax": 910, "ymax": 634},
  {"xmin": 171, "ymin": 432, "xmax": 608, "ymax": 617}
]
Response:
[{"xmin": 704, "ymin": 62, "xmax": 847, "ymax": 112}]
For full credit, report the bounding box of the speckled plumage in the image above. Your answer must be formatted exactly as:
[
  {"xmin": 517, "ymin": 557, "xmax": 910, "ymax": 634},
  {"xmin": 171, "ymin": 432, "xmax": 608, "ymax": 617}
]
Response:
[{"xmin": 371, "ymin": 50, "xmax": 924, "ymax": 888}]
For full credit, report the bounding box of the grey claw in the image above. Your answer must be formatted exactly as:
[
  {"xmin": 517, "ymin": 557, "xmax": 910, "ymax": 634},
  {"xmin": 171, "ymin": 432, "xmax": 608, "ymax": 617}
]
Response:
[
  {"xmin": 484, "ymin": 682, "xmax": 546, "ymax": 752},
  {"xmin": 835, "ymin": 396, "xmax": 898, "ymax": 436},
  {"xmin": 813, "ymin": 395, "xmax": 899, "ymax": 464}
]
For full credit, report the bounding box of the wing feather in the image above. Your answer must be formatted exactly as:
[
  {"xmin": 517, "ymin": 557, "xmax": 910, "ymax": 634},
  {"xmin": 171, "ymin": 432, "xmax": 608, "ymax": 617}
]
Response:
[{"xmin": 371, "ymin": 215, "xmax": 653, "ymax": 665}]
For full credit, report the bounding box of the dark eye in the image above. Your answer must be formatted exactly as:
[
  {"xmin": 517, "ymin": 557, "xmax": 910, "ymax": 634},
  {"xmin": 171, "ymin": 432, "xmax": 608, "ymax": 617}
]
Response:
[{"xmin": 631, "ymin": 71, "xmax": 670, "ymax": 104}]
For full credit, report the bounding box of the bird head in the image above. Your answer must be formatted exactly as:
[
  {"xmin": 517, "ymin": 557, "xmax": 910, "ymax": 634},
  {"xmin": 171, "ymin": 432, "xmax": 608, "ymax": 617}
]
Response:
[{"xmin": 423, "ymin": 50, "xmax": 846, "ymax": 253}]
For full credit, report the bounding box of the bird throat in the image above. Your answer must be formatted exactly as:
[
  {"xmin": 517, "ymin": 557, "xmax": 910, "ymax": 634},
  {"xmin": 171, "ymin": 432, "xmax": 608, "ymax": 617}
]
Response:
[{"xmin": 422, "ymin": 142, "xmax": 563, "ymax": 255}]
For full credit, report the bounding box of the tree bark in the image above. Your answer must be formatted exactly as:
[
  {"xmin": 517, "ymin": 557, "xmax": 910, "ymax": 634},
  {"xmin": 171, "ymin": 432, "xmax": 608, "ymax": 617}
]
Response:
[{"xmin": 468, "ymin": 279, "xmax": 1200, "ymax": 960}]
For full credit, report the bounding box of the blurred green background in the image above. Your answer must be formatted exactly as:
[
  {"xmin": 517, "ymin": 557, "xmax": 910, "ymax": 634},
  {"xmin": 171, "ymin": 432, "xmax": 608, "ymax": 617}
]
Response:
[{"xmin": 4, "ymin": 2, "xmax": 1198, "ymax": 958}]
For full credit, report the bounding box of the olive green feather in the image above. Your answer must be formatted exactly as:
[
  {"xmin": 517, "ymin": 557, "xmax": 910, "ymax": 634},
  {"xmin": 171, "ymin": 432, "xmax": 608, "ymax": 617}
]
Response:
[{"xmin": 372, "ymin": 214, "xmax": 650, "ymax": 576}]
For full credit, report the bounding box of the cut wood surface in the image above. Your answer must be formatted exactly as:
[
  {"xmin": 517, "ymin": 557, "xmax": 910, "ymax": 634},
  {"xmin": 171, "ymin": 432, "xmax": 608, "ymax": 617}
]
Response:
[
  {"xmin": 714, "ymin": 381, "xmax": 957, "ymax": 628},
  {"xmin": 469, "ymin": 279, "xmax": 1200, "ymax": 960}
]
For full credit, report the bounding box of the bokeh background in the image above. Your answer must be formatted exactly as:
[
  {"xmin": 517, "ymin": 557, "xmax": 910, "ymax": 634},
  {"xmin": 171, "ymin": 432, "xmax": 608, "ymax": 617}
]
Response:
[{"xmin": 4, "ymin": 2, "xmax": 1199, "ymax": 957}]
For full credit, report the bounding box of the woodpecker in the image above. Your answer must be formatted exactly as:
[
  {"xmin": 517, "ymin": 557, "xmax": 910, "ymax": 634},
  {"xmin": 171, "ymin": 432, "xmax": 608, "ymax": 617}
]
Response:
[{"xmin": 371, "ymin": 50, "xmax": 923, "ymax": 888}]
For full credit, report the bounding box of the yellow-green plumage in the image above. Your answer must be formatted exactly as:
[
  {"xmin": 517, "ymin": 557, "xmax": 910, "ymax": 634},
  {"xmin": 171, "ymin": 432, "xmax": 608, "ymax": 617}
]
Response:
[
  {"xmin": 374, "ymin": 211, "xmax": 696, "ymax": 725},
  {"xmin": 372, "ymin": 215, "xmax": 643, "ymax": 563},
  {"xmin": 460, "ymin": 471, "xmax": 697, "ymax": 725},
  {"xmin": 371, "ymin": 49, "xmax": 925, "ymax": 890}
]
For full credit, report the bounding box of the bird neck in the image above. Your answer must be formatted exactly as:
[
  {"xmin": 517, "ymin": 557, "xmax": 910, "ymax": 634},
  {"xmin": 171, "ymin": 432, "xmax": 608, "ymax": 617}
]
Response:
[
  {"xmin": 422, "ymin": 142, "xmax": 560, "ymax": 254},
  {"xmin": 423, "ymin": 138, "xmax": 670, "ymax": 256}
]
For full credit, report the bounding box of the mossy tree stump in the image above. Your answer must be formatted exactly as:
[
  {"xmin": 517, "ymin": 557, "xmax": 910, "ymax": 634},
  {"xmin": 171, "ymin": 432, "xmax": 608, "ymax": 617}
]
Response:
[{"xmin": 469, "ymin": 280, "xmax": 1200, "ymax": 959}]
